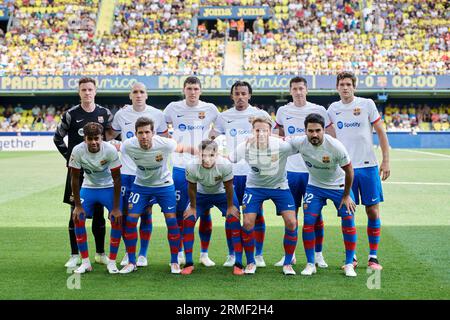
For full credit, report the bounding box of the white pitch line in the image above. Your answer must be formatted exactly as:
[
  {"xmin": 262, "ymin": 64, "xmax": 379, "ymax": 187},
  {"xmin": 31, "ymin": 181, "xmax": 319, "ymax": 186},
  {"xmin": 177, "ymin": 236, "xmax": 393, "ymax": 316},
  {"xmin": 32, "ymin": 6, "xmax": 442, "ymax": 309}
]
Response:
[
  {"xmin": 390, "ymin": 159, "xmax": 450, "ymax": 161},
  {"xmin": 383, "ymin": 181, "xmax": 450, "ymax": 186},
  {"xmin": 397, "ymin": 149, "xmax": 450, "ymax": 159}
]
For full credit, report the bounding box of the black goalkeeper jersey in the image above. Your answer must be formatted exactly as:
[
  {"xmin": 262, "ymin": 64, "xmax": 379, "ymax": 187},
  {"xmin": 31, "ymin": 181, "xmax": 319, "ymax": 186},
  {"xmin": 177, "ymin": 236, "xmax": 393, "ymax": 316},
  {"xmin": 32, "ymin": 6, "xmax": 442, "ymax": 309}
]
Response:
[{"xmin": 53, "ymin": 104, "xmax": 113, "ymax": 163}]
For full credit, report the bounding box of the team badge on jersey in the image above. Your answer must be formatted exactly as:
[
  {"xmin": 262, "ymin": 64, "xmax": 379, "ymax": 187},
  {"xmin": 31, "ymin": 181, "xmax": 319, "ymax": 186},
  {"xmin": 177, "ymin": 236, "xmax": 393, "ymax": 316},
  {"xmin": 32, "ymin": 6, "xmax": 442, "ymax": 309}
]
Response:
[
  {"xmin": 100, "ymin": 159, "xmax": 108, "ymax": 166},
  {"xmin": 98, "ymin": 116, "xmax": 104, "ymax": 123},
  {"xmin": 155, "ymin": 154, "xmax": 163, "ymax": 162},
  {"xmin": 128, "ymin": 203, "xmax": 133, "ymax": 210},
  {"xmin": 198, "ymin": 112, "xmax": 205, "ymax": 119},
  {"xmin": 214, "ymin": 176, "xmax": 222, "ymax": 182},
  {"xmin": 322, "ymin": 155, "xmax": 330, "ymax": 163},
  {"xmin": 303, "ymin": 203, "xmax": 308, "ymax": 210},
  {"xmin": 353, "ymin": 108, "xmax": 361, "ymax": 116},
  {"xmin": 271, "ymin": 154, "xmax": 279, "ymax": 162}
]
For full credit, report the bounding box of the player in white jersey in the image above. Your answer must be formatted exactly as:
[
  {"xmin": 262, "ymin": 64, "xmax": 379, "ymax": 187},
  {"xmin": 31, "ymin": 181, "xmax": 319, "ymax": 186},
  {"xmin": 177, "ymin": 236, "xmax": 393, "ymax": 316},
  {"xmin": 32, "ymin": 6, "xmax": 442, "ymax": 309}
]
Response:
[
  {"xmin": 106, "ymin": 82, "xmax": 168, "ymax": 268},
  {"xmin": 288, "ymin": 113, "xmax": 358, "ymax": 277},
  {"xmin": 327, "ymin": 72, "xmax": 390, "ymax": 270},
  {"xmin": 181, "ymin": 140, "xmax": 244, "ymax": 275},
  {"xmin": 229, "ymin": 116, "xmax": 298, "ymax": 275},
  {"xmin": 119, "ymin": 117, "xmax": 196, "ymax": 274},
  {"xmin": 164, "ymin": 76, "xmax": 220, "ymax": 267},
  {"xmin": 274, "ymin": 76, "xmax": 335, "ymax": 268},
  {"xmin": 209, "ymin": 81, "xmax": 271, "ymax": 268},
  {"xmin": 68, "ymin": 123, "xmax": 123, "ymax": 274}
]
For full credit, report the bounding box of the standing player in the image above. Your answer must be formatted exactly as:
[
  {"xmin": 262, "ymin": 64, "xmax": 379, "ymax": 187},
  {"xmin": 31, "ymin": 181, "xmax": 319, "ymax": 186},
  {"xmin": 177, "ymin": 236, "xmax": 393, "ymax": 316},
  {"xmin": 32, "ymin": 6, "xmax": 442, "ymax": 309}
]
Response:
[
  {"xmin": 106, "ymin": 82, "xmax": 168, "ymax": 268},
  {"xmin": 328, "ymin": 72, "xmax": 390, "ymax": 270},
  {"xmin": 54, "ymin": 77, "xmax": 113, "ymax": 268},
  {"xmin": 164, "ymin": 76, "xmax": 219, "ymax": 267},
  {"xmin": 230, "ymin": 116, "xmax": 298, "ymax": 275},
  {"xmin": 209, "ymin": 81, "xmax": 270, "ymax": 268},
  {"xmin": 274, "ymin": 77, "xmax": 333, "ymax": 268},
  {"xmin": 69, "ymin": 123, "xmax": 123, "ymax": 274},
  {"xmin": 181, "ymin": 140, "xmax": 244, "ymax": 276},
  {"xmin": 119, "ymin": 117, "xmax": 195, "ymax": 274},
  {"xmin": 288, "ymin": 114, "xmax": 358, "ymax": 277}
]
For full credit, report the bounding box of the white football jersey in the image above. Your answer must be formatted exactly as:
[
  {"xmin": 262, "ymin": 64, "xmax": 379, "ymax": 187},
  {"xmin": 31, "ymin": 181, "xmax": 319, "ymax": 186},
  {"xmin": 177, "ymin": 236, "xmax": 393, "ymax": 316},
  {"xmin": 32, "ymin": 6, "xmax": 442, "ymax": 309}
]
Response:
[
  {"xmin": 276, "ymin": 101, "xmax": 330, "ymax": 172},
  {"xmin": 327, "ymin": 97, "xmax": 381, "ymax": 169},
  {"xmin": 185, "ymin": 157, "xmax": 234, "ymax": 195},
  {"xmin": 121, "ymin": 136, "xmax": 177, "ymax": 187},
  {"xmin": 69, "ymin": 141, "xmax": 121, "ymax": 188},
  {"xmin": 164, "ymin": 99, "xmax": 219, "ymax": 169},
  {"xmin": 214, "ymin": 105, "xmax": 272, "ymax": 176},
  {"xmin": 112, "ymin": 104, "xmax": 168, "ymax": 176},
  {"xmin": 230, "ymin": 136, "xmax": 296, "ymax": 189},
  {"xmin": 289, "ymin": 135, "xmax": 351, "ymax": 190}
]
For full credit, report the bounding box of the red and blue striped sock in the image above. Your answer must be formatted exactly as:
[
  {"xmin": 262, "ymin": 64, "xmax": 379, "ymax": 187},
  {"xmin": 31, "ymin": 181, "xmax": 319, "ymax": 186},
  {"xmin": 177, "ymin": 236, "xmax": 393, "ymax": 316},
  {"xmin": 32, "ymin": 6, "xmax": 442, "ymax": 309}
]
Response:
[
  {"xmin": 124, "ymin": 215, "xmax": 139, "ymax": 265},
  {"xmin": 109, "ymin": 219, "xmax": 122, "ymax": 261},
  {"xmin": 367, "ymin": 218, "xmax": 381, "ymax": 257},
  {"xmin": 241, "ymin": 228, "xmax": 255, "ymax": 265},
  {"xmin": 166, "ymin": 216, "xmax": 181, "ymax": 263},
  {"xmin": 226, "ymin": 216, "xmax": 242, "ymax": 265},
  {"xmin": 254, "ymin": 213, "xmax": 265, "ymax": 256},
  {"xmin": 176, "ymin": 212, "xmax": 184, "ymax": 252},
  {"xmin": 138, "ymin": 213, "xmax": 152, "ymax": 257},
  {"xmin": 314, "ymin": 214, "xmax": 324, "ymax": 252},
  {"xmin": 341, "ymin": 214, "xmax": 357, "ymax": 265},
  {"xmin": 284, "ymin": 227, "xmax": 298, "ymax": 265},
  {"xmin": 199, "ymin": 213, "xmax": 212, "ymax": 254},
  {"xmin": 224, "ymin": 220, "xmax": 235, "ymax": 256},
  {"xmin": 74, "ymin": 214, "xmax": 89, "ymax": 259},
  {"xmin": 182, "ymin": 215, "xmax": 196, "ymax": 265},
  {"xmin": 303, "ymin": 212, "xmax": 318, "ymax": 264}
]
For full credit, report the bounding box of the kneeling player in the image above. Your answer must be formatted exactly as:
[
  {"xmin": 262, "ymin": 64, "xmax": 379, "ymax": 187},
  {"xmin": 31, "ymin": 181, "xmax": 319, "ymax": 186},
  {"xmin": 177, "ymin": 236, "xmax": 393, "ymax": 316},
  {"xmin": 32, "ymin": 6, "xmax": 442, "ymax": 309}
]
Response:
[
  {"xmin": 181, "ymin": 140, "xmax": 243, "ymax": 275},
  {"xmin": 69, "ymin": 122, "xmax": 123, "ymax": 274},
  {"xmin": 288, "ymin": 114, "xmax": 358, "ymax": 277},
  {"xmin": 230, "ymin": 116, "xmax": 298, "ymax": 275},
  {"xmin": 120, "ymin": 117, "xmax": 195, "ymax": 274}
]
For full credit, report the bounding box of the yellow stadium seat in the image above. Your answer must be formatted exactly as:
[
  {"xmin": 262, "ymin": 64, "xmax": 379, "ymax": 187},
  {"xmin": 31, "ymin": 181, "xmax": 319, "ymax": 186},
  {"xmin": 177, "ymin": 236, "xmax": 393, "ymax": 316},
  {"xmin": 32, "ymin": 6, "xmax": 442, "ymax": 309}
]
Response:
[
  {"xmin": 433, "ymin": 123, "xmax": 442, "ymax": 131},
  {"xmin": 419, "ymin": 122, "xmax": 431, "ymax": 131}
]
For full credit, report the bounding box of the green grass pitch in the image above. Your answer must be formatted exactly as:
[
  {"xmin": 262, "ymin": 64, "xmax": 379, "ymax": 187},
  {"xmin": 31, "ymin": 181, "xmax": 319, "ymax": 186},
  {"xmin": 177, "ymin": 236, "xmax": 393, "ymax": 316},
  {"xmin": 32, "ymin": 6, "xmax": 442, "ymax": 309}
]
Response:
[{"xmin": 0, "ymin": 149, "xmax": 449, "ymax": 300}]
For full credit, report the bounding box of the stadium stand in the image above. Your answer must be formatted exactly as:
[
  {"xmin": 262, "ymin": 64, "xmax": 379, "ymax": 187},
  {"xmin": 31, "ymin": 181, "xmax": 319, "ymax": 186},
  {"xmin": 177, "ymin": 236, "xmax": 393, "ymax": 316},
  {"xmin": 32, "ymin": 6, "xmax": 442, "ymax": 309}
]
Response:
[
  {"xmin": 1, "ymin": 102, "xmax": 448, "ymax": 133},
  {"xmin": 1, "ymin": 0, "xmax": 448, "ymax": 76}
]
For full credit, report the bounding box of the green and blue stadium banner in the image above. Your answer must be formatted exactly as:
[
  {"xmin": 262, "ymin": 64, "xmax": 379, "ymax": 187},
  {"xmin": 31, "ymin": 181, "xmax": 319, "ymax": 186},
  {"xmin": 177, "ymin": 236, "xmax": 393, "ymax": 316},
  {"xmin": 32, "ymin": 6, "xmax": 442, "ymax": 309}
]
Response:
[
  {"xmin": 198, "ymin": 6, "xmax": 273, "ymax": 20},
  {"xmin": 0, "ymin": 75, "xmax": 448, "ymax": 92},
  {"xmin": 0, "ymin": 6, "xmax": 9, "ymax": 21}
]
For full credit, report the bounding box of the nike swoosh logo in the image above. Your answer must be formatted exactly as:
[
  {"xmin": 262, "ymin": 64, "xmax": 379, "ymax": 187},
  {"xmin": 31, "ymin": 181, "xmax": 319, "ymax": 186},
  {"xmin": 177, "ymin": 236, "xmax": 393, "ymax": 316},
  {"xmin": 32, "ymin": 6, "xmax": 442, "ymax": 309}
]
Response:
[
  {"xmin": 133, "ymin": 157, "xmax": 142, "ymax": 160},
  {"xmin": 286, "ymin": 117, "xmax": 294, "ymax": 120},
  {"xmin": 227, "ymin": 120, "xmax": 234, "ymax": 123},
  {"xmin": 76, "ymin": 119, "xmax": 84, "ymax": 123},
  {"xmin": 371, "ymin": 198, "xmax": 378, "ymax": 201},
  {"xmin": 125, "ymin": 122, "xmax": 132, "ymax": 125},
  {"xmin": 336, "ymin": 112, "xmax": 342, "ymax": 115},
  {"xmin": 168, "ymin": 206, "xmax": 175, "ymax": 209},
  {"xmin": 288, "ymin": 204, "xmax": 295, "ymax": 208},
  {"xmin": 177, "ymin": 115, "xmax": 184, "ymax": 118}
]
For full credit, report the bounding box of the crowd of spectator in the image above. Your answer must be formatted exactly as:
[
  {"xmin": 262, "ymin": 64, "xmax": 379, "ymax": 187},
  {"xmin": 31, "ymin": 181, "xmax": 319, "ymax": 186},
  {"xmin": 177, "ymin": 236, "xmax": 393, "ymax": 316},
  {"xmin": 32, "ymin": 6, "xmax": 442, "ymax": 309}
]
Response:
[
  {"xmin": 0, "ymin": 0, "xmax": 448, "ymax": 76},
  {"xmin": 0, "ymin": 0, "xmax": 225, "ymax": 76},
  {"xmin": 243, "ymin": 0, "xmax": 449, "ymax": 75},
  {"xmin": 1, "ymin": 0, "xmax": 99, "ymax": 76},
  {"xmin": 1, "ymin": 102, "xmax": 448, "ymax": 133},
  {"xmin": 382, "ymin": 103, "xmax": 450, "ymax": 132}
]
